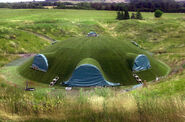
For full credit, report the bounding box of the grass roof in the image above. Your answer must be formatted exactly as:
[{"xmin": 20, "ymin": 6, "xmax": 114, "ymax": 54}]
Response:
[{"xmin": 19, "ymin": 36, "xmax": 170, "ymax": 85}]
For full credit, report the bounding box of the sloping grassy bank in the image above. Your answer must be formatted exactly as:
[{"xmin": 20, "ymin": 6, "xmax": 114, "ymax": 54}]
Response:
[
  {"xmin": 0, "ymin": 70, "xmax": 184, "ymax": 121},
  {"xmin": 0, "ymin": 27, "xmax": 50, "ymax": 67},
  {"xmin": 0, "ymin": 9, "xmax": 184, "ymax": 69},
  {"xmin": 0, "ymin": 9, "xmax": 184, "ymax": 121}
]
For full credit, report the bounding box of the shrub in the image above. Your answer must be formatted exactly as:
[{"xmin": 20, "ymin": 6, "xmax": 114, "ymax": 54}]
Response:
[
  {"xmin": 131, "ymin": 13, "xmax": 136, "ymax": 19},
  {"xmin": 120, "ymin": 11, "xmax": 124, "ymax": 20},
  {"xmin": 116, "ymin": 11, "xmax": 122, "ymax": 20},
  {"xmin": 116, "ymin": 10, "xmax": 130, "ymax": 20},
  {"xmin": 117, "ymin": 11, "xmax": 124, "ymax": 20},
  {"xmin": 124, "ymin": 9, "xmax": 130, "ymax": 19},
  {"xmin": 136, "ymin": 11, "xmax": 143, "ymax": 20},
  {"xmin": 154, "ymin": 9, "xmax": 163, "ymax": 18}
]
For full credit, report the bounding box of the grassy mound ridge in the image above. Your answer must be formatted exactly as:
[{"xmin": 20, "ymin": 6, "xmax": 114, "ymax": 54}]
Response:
[
  {"xmin": 19, "ymin": 36, "xmax": 169, "ymax": 85},
  {"xmin": 0, "ymin": 27, "xmax": 50, "ymax": 67},
  {"xmin": 0, "ymin": 28, "xmax": 49, "ymax": 54}
]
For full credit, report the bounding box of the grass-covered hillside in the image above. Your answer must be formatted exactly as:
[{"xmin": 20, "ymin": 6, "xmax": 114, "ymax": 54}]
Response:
[
  {"xmin": 0, "ymin": 9, "xmax": 184, "ymax": 121},
  {"xmin": 0, "ymin": 9, "xmax": 184, "ymax": 69},
  {"xmin": 19, "ymin": 36, "xmax": 169, "ymax": 85}
]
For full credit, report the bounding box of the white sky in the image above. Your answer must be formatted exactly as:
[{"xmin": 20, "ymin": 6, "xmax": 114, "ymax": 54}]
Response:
[{"xmin": 0, "ymin": 0, "xmax": 44, "ymax": 3}]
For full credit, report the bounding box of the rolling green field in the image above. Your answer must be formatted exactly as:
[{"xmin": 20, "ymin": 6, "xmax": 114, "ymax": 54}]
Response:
[
  {"xmin": 0, "ymin": 9, "xmax": 185, "ymax": 121},
  {"xmin": 0, "ymin": 9, "xmax": 184, "ymax": 68}
]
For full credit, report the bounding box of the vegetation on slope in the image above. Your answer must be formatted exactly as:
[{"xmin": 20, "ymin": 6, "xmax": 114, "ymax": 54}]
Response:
[
  {"xmin": 0, "ymin": 9, "xmax": 184, "ymax": 87},
  {"xmin": 0, "ymin": 23, "xmax": 50, "ymax": 67},
  {"xmin": 0, "ymin": 9, "xmax": 183, "ymax": 70},
  {"xmin": 19, "ymin": 36, "xmax": 169, "ymax": 85},
  {"xmin": 0, "ymin": 70, "xmax": 184, "ymax": 121},
  {"xmin": 0, "ymin": 9, "xmax": 184, "ymax": 121}
]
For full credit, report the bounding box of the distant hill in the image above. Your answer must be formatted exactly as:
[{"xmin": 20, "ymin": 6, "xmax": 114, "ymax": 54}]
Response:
[
  {"xmin": 45, "ymin": 0, "xmax": 130, "ymax": 3},
  {"xmin": 44, "ymin": 0, "xmax": 185, "ymax": 3},
  {"xmin": 175, "ymin": 0, "xmax": 185, "ymax": 1}
]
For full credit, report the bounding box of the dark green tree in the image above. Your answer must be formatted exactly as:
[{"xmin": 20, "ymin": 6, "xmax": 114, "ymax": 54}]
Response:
[
  {"xmin": 136, "ymin": 11, "xmax": 143, "ymax": 20},
  {"xmin": 120, "ymin": 11, "xmax": 124, "ymax": 20},
  {"xmin": 154, "ymin": 9, "xmax": 163, "ymax": 18},
  {"xmin": 116, "ymin": 11, "xmax": 125, "ymax": 20},
  {"xmin": 116, "ymin": 11, "xmax": 121, "ymax": 20},
  {"xmin": 124, "ymin": 9, "xmax": 130, "ymax": 19},
  {"xmin": 131, "ymin": 13, "xmax": 136, "ymax": 19}
]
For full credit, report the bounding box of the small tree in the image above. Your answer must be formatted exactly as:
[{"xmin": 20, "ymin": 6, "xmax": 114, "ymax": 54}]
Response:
[
  {"xmin": 124, "ymin": 9, "xmax": 130, "ymax": 19},
  {"xmin": 116, "ymin": 11, "xmax": 124, "ymax": 20},
  {"xmin": 120, "ymin": 11, "xmax": 124, "ymax": 20},
  {"xmin": 154, "ymin": 9, "xmax": 163, "ymax": 18},
  {"xmin": 116, "ymin": 9, "xmax": 130, "ymax": 20},
  {"xmin": 136, "ymin": 11, "xmax": 143, "ymax": 20},
  {"xmin": 131, "ymin": 13, "xmax": 136, "ymax": 19},
  {"xmin": 116, "ymin": 11, "xmax": 121, "ymax": 20}
]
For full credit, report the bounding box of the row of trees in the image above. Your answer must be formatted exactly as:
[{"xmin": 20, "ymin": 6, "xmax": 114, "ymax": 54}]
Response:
[
  {"xmin": 117, "ymin": 10, "xmax": 129, "ymax": 20},
  {"xmin": 0, "ymin": 2, "xmax": 44, "ymax": 9},
  {"xmin": 56, "ymin": 1, "xmax": 185, "ymax": 12},
  {"xmin": 0, "ymin": 1, "xmax": 185, "ymax": 12},
  {"xmin": 117, "ymin": 10, "xmax": 143, "ymax": 20},
  {"xmin": 131, "ymin": 12, "xmax": 143, "ymax": 19},
  {"xmin": 116, "ymin": 9, "xmax": 163, "ymax": 20},
  {"xmin": 129, "ymin": 0, "xmax": 184, "ymax": 12}
]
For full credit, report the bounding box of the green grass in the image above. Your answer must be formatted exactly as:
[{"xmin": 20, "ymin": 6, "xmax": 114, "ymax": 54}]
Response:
[
  {"xmin": 0, "ymin": 73, "xmax": 184, "ymax": 121},
  {"xmin": 0, "ymin": 10, "xmax": 184, "ymax": 66},
  {"xmin": 0, "ymin": 24, "xmax": 50, "ymax": 67},
  {"xmin": 0, "ymin": 66, "xmax": 50, "ymax": 88},
  {"xmin": 0, "ymin": 9, "xmax": 185, "ymax": 121},
  {"xmin": 0, "ymin": 54, "xmax": 18, "ymax": 67},
  {"xmin": 18, "ymin": 36, "xmax": 169, "ymax": 85},
  {"xmin": 0, "ymin": 28, "xmax": 49, "ymax": 54},
  {"xmin": 132, "ymin": 71, "xmax": 185, "ymax": 99}
]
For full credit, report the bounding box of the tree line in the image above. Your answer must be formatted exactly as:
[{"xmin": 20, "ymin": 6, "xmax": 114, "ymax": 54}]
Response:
[
  {"xmin": 0, "ymin": 0, "xmax": 185, "ymax": 13},
  {"xmin": 116, "ymin": 9, "xmax": 163, "ymax": 20}
]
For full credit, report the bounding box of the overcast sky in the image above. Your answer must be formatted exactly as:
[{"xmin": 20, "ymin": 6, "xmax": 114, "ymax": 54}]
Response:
[{"xmin": 0, "ymin": 0, "xmax": 44, "ymax": 3}]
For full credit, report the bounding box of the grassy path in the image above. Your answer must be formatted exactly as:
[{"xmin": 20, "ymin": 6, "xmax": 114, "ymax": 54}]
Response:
[
  {"xmin": 20, "ymin": 29, "xmax": 56, "ymax": 42},
  {"xmin": 5, "ymin": 55, "xmax": 33, "ymax": 67}
]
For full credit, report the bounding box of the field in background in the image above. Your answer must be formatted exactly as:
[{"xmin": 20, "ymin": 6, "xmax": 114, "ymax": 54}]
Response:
[
  {"xmin": 0, "ymin": 9, "xmax": 184, "ymax": 68},
  {"xmin": 0, "ymin": 9, "xmax": 184, "ymax": 121}
]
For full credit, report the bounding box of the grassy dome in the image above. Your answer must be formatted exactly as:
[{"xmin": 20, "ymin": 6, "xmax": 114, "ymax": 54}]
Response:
[{"xmin": 19, "ymin": 36, "xmax": 169, "ymax": 85}]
